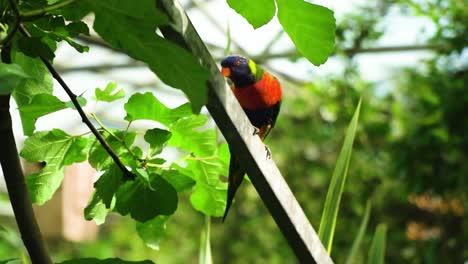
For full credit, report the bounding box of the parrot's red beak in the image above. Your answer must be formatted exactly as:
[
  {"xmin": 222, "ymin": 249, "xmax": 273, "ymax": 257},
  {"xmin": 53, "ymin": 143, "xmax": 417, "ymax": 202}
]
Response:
[{"xmin": 221, "ymin": 67, "xmax": 231, "ymax": 77}]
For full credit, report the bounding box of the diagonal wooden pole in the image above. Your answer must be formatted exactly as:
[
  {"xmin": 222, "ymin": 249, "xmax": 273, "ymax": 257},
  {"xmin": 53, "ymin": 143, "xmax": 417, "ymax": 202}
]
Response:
[{"xmin": 155, "ymin": 0, "xmax": 334, "ymax": 263}]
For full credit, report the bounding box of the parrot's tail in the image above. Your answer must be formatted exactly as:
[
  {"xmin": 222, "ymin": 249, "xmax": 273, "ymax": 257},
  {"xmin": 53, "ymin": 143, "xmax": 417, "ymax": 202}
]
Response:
[{"xmin": 222, "ymin": 155, "xmax": 245, "ymax": 222}]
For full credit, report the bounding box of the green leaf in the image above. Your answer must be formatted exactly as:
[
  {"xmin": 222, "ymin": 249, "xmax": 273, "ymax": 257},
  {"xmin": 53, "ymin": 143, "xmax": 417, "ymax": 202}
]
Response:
[
  {"xmin": 318, "ymin": 98, "xmax": 362, "ymax": 253},
  {"xmin": 368, "ymin": 224, "xmax": 387, "ymax": 264},
  {"xmin": 58, "ymin": 258, "xmax": 155, "ymax": 264},
  {"xmin": 11, "ymin": 51, "xmax": 53, "ymax": 134},
  {"xmin": 95, "ymin": 82, "xmax": 125, "ymax": 102},
  {"xmin": 88, "ymin": 130, "xmax": 137, "ymax": 171},
  {"xmin": 168, "ymin": 115, "xmax": 217, "ymax": 157},
  {"xmin": 227, "ymin": 0, "xmax": 276, "ymax": 29},
  {"xmin": 84, "ymin": 192, "xmax": 113, "ymax": 225},
  {"xmin": 136, "ymin": 215, "xmax": 169, "ymax": 250},
  {"xmin": 0, "ymin": 62, "xmax": 30, "ymax": 95},
  {"xmin": 87, "ymin": 0, "xmax": 209, "ymax": 113},
  {"xmin": 190, "ymin": 183, "xmax": 226, "ymax": 217},
  {"xmin": 115, "ymin": 176, "xmax": 178, "ymax": 222},
  {"xmin": 18, "ymin": 93, "xmax": 67, "ymax": 135},
  {"xmin": 20, "ymin": 129, "xmax": 87, "ymax": 204},
  {"xmin": 16, "ymin": 36, "xmax": 55, "ymax": 60},
  {"xmin": 276, "ymin": 0, "xmax": 335, "ymax": 65},
  {"xmin": 94, "ymin": 165, "xmax": 124, "ymax": 208},
  {"xmin": 144, "ymin": 128, "xmax": 172, "ymax": 157},
  {"xmin": 160, "ymin": 169, "xmax": 195, "ymax": 192},
  {"xmin": 124, "ymin": 92, "xmax": 191, "ymax": 126},
  {"xmin": 185, "ymin": 157, "xmax": 228, "ymax": 216},
  {"xmin": 345, "ymin": 200, "xmax": 372, "ymax": 264}
]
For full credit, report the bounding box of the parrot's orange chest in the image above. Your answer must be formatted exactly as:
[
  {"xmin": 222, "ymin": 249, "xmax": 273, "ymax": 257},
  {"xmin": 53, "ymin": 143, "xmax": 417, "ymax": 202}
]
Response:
[{"xmin": 232, "ymin": 72, "xmax": 282, "ymax": 110}]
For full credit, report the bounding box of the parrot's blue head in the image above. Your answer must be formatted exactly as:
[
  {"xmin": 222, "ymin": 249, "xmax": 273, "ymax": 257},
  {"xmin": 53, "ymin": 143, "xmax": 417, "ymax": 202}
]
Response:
[{"xmin": 221, "ymin": 55, "xmax": 256, "ymax": 88}]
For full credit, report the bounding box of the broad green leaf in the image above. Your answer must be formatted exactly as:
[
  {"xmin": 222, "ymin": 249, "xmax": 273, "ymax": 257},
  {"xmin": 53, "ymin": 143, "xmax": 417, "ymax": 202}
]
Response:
[
  {"xmin": 276, "ymin": 0, "xmax": 335, "ymax": 65},
  {"xmin": 319, "ymin": 98, "xmax": 362, "ymax": 253},
  {"xmin": 95, "ymin": 82, "xmax": 125, "ymax": 102},
  {"xmin": 0, "ymin": 62, "xmax": 30, "ymax": 95},
  {"xmin": 227, "ymin": 0, "xmax": 275, "ymax": 29},
  {"xmin": 94, "ymin": 165, "xmax": 124, "ymax": 208},
  {"xmin": 84, "ymin": 192, "xmax": 113, "ymax": 225},
  {"xmin": 16, "ymin": 36, "xmax": 55, "ymax": 60},
  {"xmin": 88, "ymin": 131, "xmax": 137, "ymax": 171},
  {"xmin": 190, "ymin": 183, "xmax": 226, "ymax": 217},
  {"xmin": 58, "ymin": 258, "xmax": 154, "ymax": 264},
  {"xmin": 11, "ymin": 51, "xmax": 53, "ymax": 134},
  {"xmin": 168, "ymin": 115, "xmax": 217, "ymax": 157},
  {"xmin": 0, "ymin": 259, "xmax": 19, "ymax": 264},
  {"xmin": 87, "ymin": 0, "xmax": 209, "ymax": 113},
  {"xmin": 345, "ymin": 200, "xmax": 372, "ymax": 264},
  {"xmin": 18, "ymin": 93, "xmax": 67, "ymax": 135},
  {"xmin": 24, "ymin": 16, "xmax": 90, "ymax": 53},
  {"xmin": 20, "ymin": 129, "xmax": 87, "ymax": 204},
  {"xmin": 199, "ymin": 216, "xmax": 212, "ymax": 264},
  {"xmin": 144, "ymin": 128, "xmax": 172, "ymax": 157},
  {"xmin": 115, "ymin": 176, "xmax": 177, "ymax": 222},
  {"xmin": 186, "ymin": 157, "xmax": 228, "ymax": 216},
  {"xmin": 136, "ymin": 215, "xmax": 169, "ymax": 250},
  {"xmin": 124, "ymin": 92, "xmax": 192, "ymax": 126},
  {"xmin": 160, "ymin": 169, "xmax": 195, "ymax": 192},
  {"xmin": 368, "ymin": 224, "xmax": 387, "ymax": 264}
]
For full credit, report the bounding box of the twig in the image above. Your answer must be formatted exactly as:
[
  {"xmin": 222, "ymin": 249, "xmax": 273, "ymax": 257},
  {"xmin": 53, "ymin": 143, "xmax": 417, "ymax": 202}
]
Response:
[
  {"xmin": 20, "ymin": 0, "xmax": 77, "ymax": 19},
  {"xmin": 18, "ymin": 24, "xmax": 135, "ymax": 180},
  {"xmin": 1, "ymin": 46, "xmax": 53, "ymax": 264}
]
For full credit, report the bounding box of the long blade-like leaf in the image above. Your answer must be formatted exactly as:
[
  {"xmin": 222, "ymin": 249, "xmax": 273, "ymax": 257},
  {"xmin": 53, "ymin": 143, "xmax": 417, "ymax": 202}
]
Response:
[
  {"xmin": 319, "ymin": 98, "xmax": 362, "ymax": 253},
  {"xmin": 345, "ymin": 200, "xmax": 372, "ymax": 264},
  {"xmin": 368, "ymin": 224, "xmax": 387, "ymax": 264},
  {"xmin": 199, "ymin": 216, "xmax": 213, "ymax": 264}
]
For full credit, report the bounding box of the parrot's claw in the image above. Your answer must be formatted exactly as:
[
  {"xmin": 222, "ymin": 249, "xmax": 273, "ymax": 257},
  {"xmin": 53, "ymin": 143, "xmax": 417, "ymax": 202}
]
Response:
[
  {"xmin": 252, "ymin": 126, "xmax": 260, "ymax": 136},
  {"xmin": 265, "ymin": 145, "xmax": 272, "ymax": 159}
]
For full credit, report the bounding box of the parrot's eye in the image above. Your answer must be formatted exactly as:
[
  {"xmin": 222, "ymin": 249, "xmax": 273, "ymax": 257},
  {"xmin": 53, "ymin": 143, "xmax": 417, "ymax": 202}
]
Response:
[{"xmin": 234, "ymin": 60, "xmax": 241, "ymax": 66}]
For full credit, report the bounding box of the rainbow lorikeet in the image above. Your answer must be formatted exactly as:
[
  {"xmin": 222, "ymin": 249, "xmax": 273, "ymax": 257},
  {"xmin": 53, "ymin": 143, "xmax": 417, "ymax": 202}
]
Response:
[{"xmin": 220, "ymin": 55, "xmax": 282, "ymax": 221}]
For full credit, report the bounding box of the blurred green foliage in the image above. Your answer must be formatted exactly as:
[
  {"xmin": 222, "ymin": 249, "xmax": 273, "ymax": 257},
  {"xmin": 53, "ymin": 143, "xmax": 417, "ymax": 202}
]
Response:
[{"xmin": 1, "ymin": 0, "xmax": 467, "ymax": 263}]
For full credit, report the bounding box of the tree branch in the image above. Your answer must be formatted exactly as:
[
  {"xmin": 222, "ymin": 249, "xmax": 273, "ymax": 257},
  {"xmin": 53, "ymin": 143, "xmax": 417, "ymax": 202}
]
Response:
[
  {"xmin": 18, "ymin": 25, "xmax": 135, "ymax": 181},
  {"xmin": 20, "ymin": 0, "xmax": 77, "ymax": 19},
  {"xmin": 0, "ymin": 46, "xmax": 53, "ymax": 264}
]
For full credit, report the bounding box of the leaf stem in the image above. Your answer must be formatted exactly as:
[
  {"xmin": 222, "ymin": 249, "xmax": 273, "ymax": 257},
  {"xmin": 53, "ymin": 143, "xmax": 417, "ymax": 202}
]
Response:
[
  {"xmin": 89, "ymin": 113, "xmax": 140, "ymax": 160},
  {"xmin": 18, "ymin": 24, "xmax": 135, "ymax": 180},
  {"xmin": 21, "ymin": 0, "xmax": 77, "ymax": 18}
]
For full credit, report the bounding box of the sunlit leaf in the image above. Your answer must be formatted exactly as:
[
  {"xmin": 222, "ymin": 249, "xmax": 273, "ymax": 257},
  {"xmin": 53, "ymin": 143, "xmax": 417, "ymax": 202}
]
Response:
[
  {"xmin": 168, "ymin": 115, "xmax": 217, "ymax": 157},
  {"xmin": 84, "ymin": 192, "xmax": 113, "ymax": 225},
  {"xmin": 20, "ymin": 129, "xmax": 88, "ymax": 204},
  {"xmin": 136, "ymin": 215, "xmax": 169, "ymax": 250},
  {"xmin": 124, "ymin": 92, "xmax": 191, "ymax": 126},
  {"xmin": 276, "ymin": 0, "xmax": 335, "ymax": 65},
  {"xmin": 18, "ymin": 93, "xmax": 67, "ymax": 135},
  {"xmin": 227, "ymin": 0, "xmax": 275, "ymax": 29},
  {"xmin": 319, "ymin": 98, "xmax": 362, "ymax": 253},
  {"xmin": 11, "ymin": 51, "xmax": 53, "ymax": 135},
  {"xmin": 95, "ymin": 82, "xmax": 125, "ymax": 102}
]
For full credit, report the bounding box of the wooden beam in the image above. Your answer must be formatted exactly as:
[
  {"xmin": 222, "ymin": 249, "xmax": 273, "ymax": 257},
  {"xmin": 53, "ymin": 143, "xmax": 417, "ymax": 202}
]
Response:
[{"xmin": 156, "ymin": 1, "xmax": 333, "ymax": 263}]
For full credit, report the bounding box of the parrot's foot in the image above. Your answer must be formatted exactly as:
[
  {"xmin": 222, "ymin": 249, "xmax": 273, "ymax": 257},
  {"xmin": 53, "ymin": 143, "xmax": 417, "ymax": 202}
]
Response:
[
  {"xmin": 252, "ymin": 126, "xmax": 260, "ymax": 136},
  {"xmin": 265, "ymin": 145, "xmax": 272, "ymax": 159}
]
